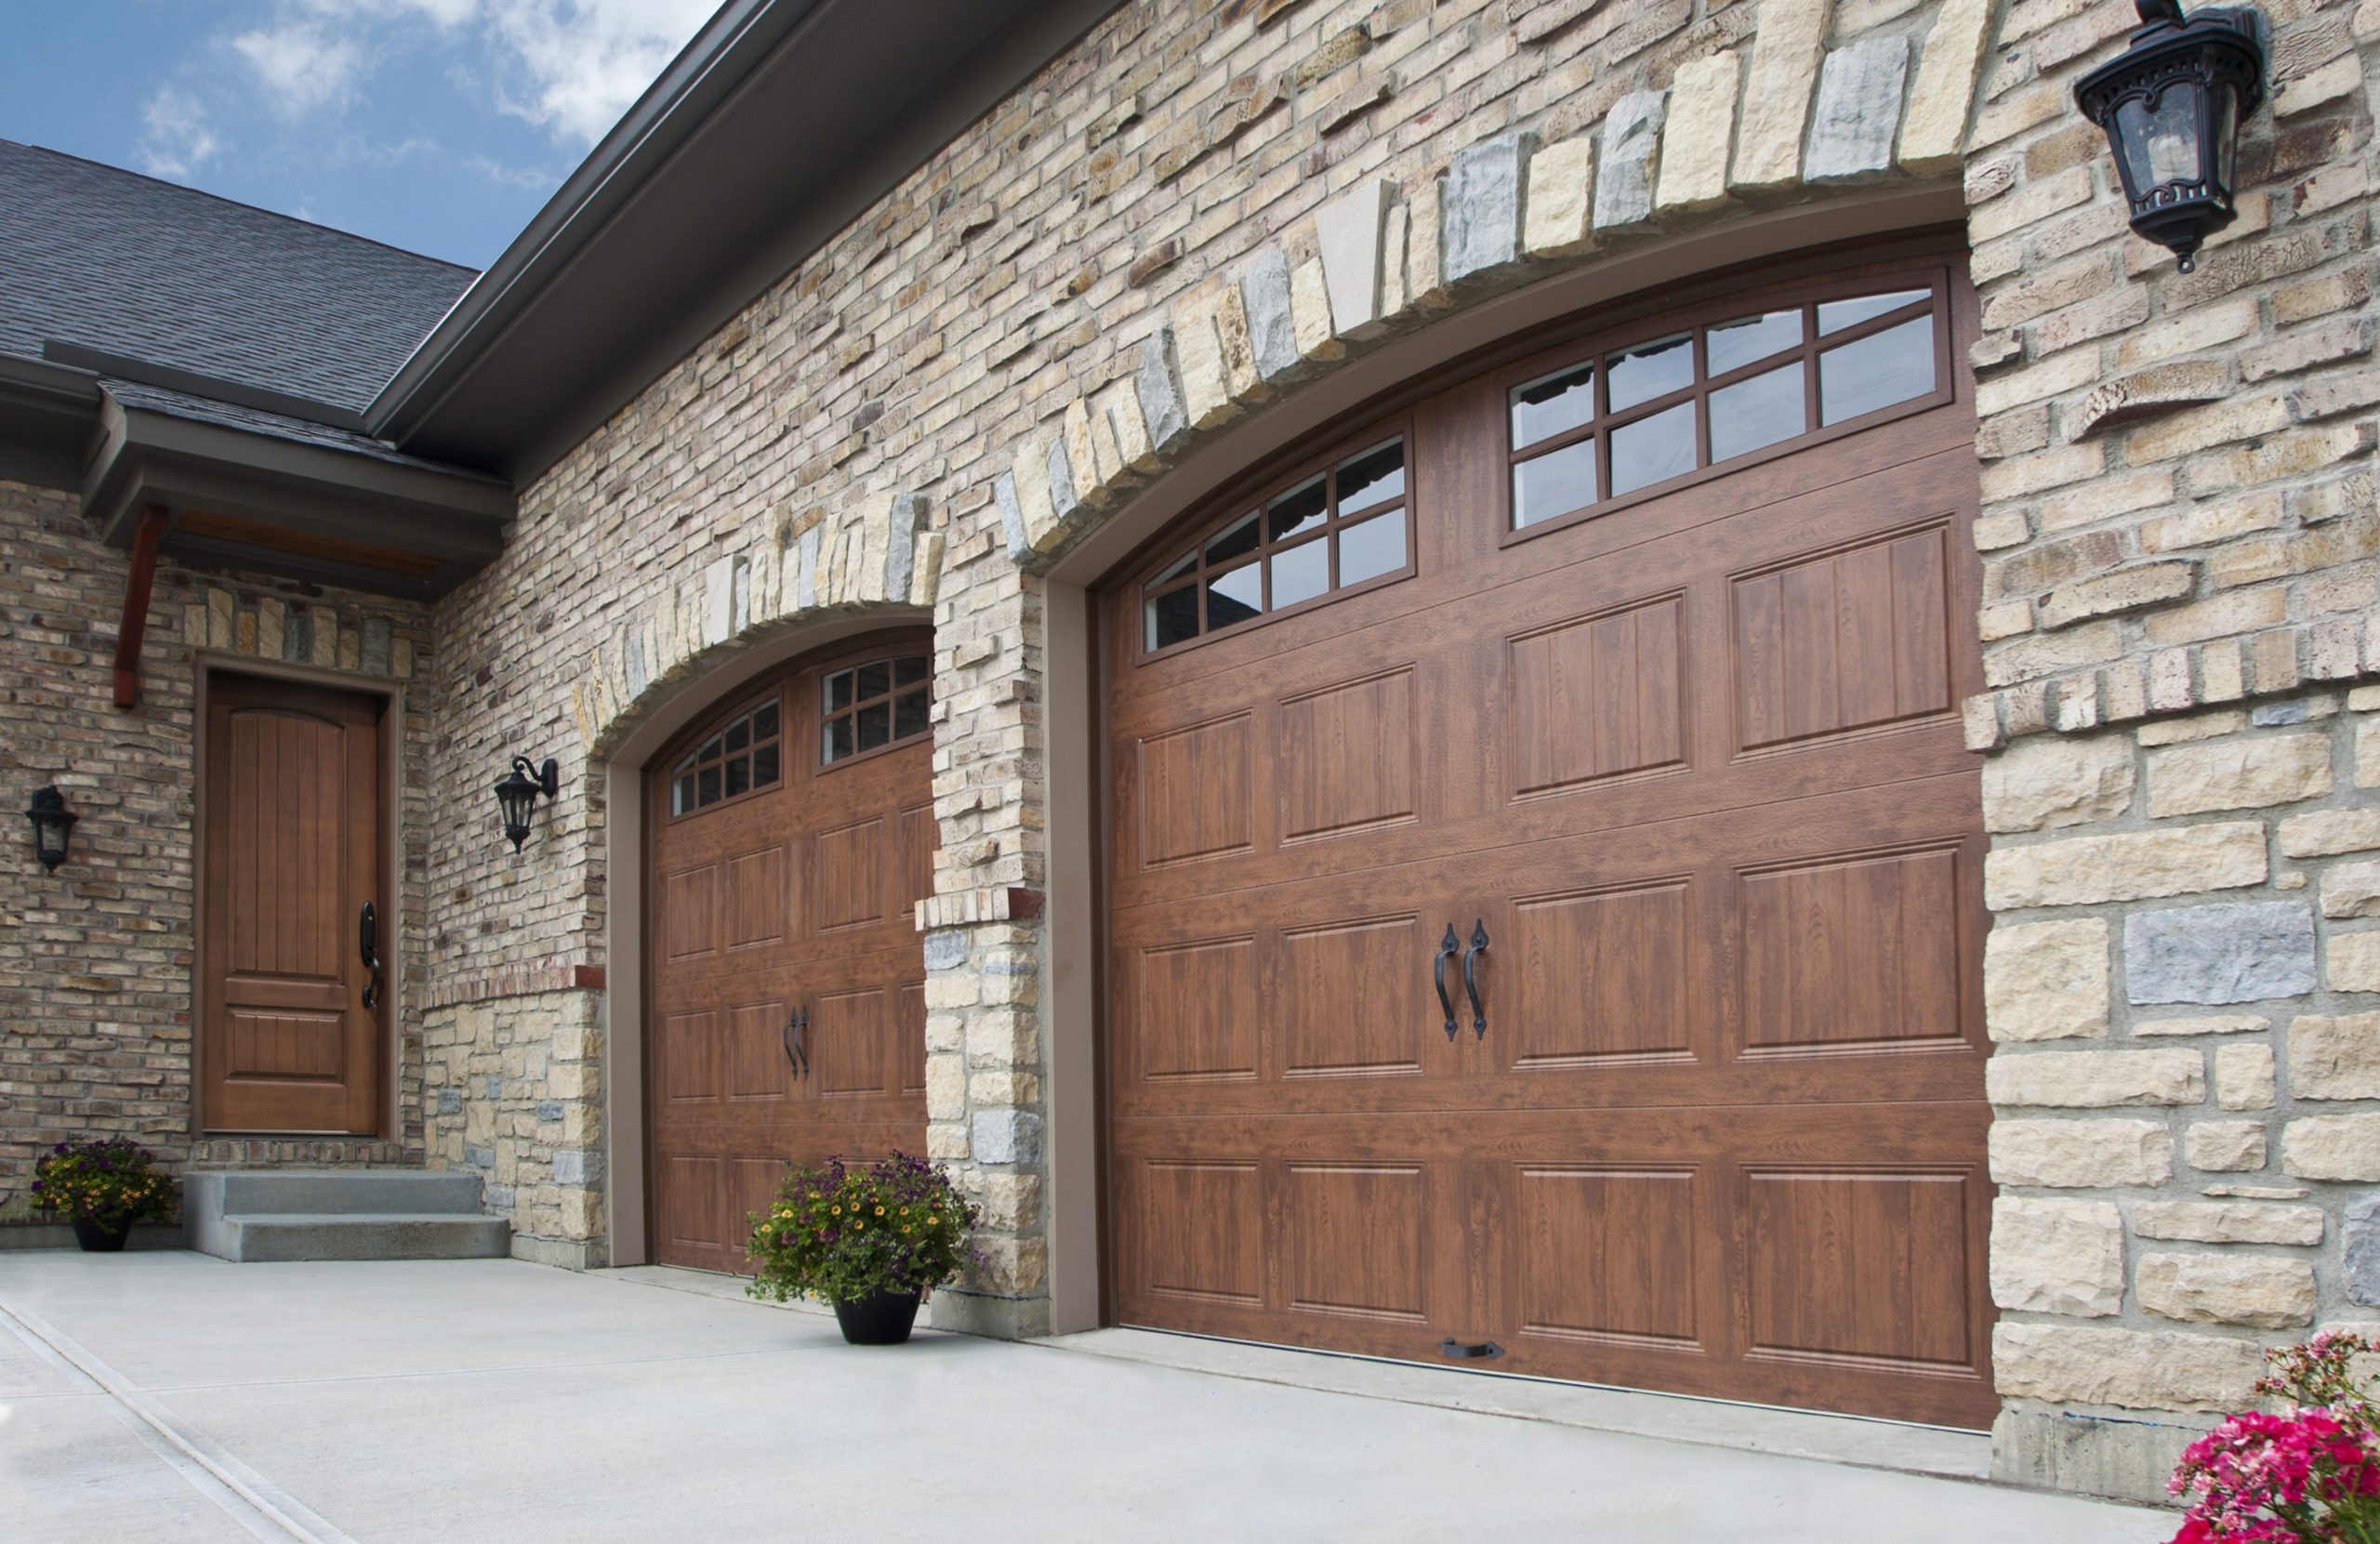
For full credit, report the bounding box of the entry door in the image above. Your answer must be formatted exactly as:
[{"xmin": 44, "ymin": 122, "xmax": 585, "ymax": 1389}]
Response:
[
  {"xmin": 201, "ymin": 673, "xmax": 388, "ymax": 1133},
  {"xmin": 1104, "ymin": 260, "xmax": 1998, "ymax": 1428},
  {"xmin": 646, "ymin": 642, "xmax": 933, "ymax": 1273}
]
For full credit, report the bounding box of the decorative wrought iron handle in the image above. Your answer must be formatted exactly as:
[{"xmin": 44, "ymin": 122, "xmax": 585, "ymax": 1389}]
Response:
[
  {"xmin": 1462, "ymin": 919, "xmax": 1488, "ymax": 1040},
  {"xmin": 358, "ymin": 902, "xmax": 382, "ymax": 1010},
  {"xmin": 1434, "ymin": 925, "xmax": 1461, "ymax": 1041},
  {"xmin": 1440, "ymin": 1339, "xmax": 1504, "ymax": 1360},
  {"xmin": 782, "ymin": 1006, "xmax": 809, "ymax": 1079}
]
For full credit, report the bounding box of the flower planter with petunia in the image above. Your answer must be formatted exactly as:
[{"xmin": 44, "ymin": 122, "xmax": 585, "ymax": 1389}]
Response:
[
  {"xmin": 745, "ymin": 1153, "xmax": 981, "ymax": 1344},
  {"xmin": 2169, "ymin": 1331, "xmax": 2380, "ymax": 1543},
  {"xmin": 31, "ymin": 1138, "xmax": 178, "ymax": 1251}
]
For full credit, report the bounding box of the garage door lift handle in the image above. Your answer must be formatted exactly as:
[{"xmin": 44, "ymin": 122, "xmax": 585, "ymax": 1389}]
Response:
[
  {"xmin": 358, "ymin": 902, "xmax": 381, "ymax": 1011},
  {"xmin": 1434, "ymin": 925, "xmax": 1460, "ymax": 1040},
  {"xmin": 782, "ymin": 1006, "xmax": 809, "ymax": 1079},
  {"xmin": 1463, "ymin": 920, "xmax": 1488, "ymax": 1040}
]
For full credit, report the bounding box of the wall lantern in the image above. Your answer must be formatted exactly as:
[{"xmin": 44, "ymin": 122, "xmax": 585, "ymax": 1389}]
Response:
[
  {"xmin": 493, "ymin": 756, "xmax": 559, "ymax": 851},
  {"xmin": 24, "ymin": 785, "xmax": 78, "ymax": 873},
  {"xmin": 2075, "ymin": 0, "xmax": 2267, "ymax": 273}
]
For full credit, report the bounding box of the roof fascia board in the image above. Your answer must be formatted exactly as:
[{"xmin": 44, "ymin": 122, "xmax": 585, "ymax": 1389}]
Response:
[
  {"xmin": 43, "ymin": 340, "xmax": 372, "ymax": 431},
  {"xmin": 0, "ymin": 352, "xmax": 102, "ymax": 404}
]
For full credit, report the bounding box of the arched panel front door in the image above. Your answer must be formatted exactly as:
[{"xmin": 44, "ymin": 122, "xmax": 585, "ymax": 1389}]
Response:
[{"xmin": 644, "ymin": 634, "xmax": 934, "ymax": 1272}]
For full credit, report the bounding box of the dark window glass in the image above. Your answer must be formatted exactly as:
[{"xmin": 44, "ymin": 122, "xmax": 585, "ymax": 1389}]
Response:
[
  {"xmin": 1819, "ymin": 316, "xmax": 1935, "ymax": 424},
  {"xmin": 820, "ymin": 653, "xmax": 930, "ymax": 762},
  {"xmin": 725, "ymin": 759, "xmax": 750, "ymax": 798},
  {"xmin": 699, "ymin": 734, "xmax": 722, "ymax": 762},
  {"xmin": 724, "ymin": 719, "xmax": 749, "ymax": 754},
  {"xmin": 1818, "ymin": 288, "xmax": 1929, "ymax": 335},
  {"xmin": 894, "ymin": 655, "xmax": 929, "ymax": 688},
  {"xmin": 1207, "ymin": 565, "xmax": 1263, "ymax": 628},
  {"xmin": 673, "ymin": 774, "xmax": 695, "ymax": 815},
  {"xmin": 1268, "ymin": 476, "xmax": 1328, "ymax": 542},
  {"xmin": 697, "ymin": 765, "xmax": 721, "ymax": 806},
  {"xmin": 1514, "ymin": 437, "xmax": 1599, "ymax": 527},
  {"xmin": 1338, "ymin": 512, "xmax": 1405, "ymax": 585},
  {"xmin": 857, "ymin": 661, "xmax": 890, "ymax": 700},
  {"xmin": 1155, "ymin": 549, "xmax": 1197, "ymax": 586},
  {"xmin": 826, "ymin": 670, "xmax": 853, "ymax": 712},
  {"xmin": 1270, "ymin": 538, "xmax": 1329, "ymax": 609},
  {"xmin": 1706, "ymin": 310, "xmax": 1803, "ymax": 376},
  {"xmin": 826, "ymin": 715, "xmax": 854, "ymax": 761},
  {"xmin": 1147, "ymin": 586, "xmax": 1200, "ymax": 650},
  {"xmin": 1511, "ymin": 363, "xmax": 1595, "ymax": 448},
  {"xmin": 752, "ymin": 701, "xmax": 779, "ymax": 742},
  {"xmin": 1609, "ymin": 401, "xmax": 1697, "ymax": 496},
  {"xmin": 1336, "ymin": 440, "xmax": 1406, "ymax": 509},
  {"xmin": 752, "ymin": 744, "xmax": 780, "ymax": 787},
  {"xmin": 856, "ymin": 701, "xmax": 890, "ymax": 751},
  {"xmin": 1206, "ymin": 511, "xmax": 1260, "ymax": 563},
  {"xmin": 894, "ymin": 688, "xmax": 931, "ymax": 741},
  {"xmin": 1606, "ymin": 334, "xmax": 1692, "ymax": 413},
  {"xmin": 1710, "ymin": 363, "xmax": 1805, "ymax": 462}
]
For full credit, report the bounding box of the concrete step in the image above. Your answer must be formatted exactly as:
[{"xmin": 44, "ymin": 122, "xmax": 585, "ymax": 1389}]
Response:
[
  {"xmin": 212, "ymin": 1212, "xmax": 513, "ymax": 1263},
  {"xmin": 183, "ymin": 1170, "xmax": 510, "ymax": 1261}
]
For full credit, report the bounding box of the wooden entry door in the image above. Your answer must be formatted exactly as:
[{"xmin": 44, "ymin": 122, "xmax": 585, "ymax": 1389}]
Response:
[
  {"xmin": 645, "ymin": 640, "xmax": 934, "ymax": 1273},
  {"xmin": 201, "ymin": 674, "xmax": 388, "ymax": 1134},
  {"xmin": 1104, "ymin": 257, "xmax": 1999, "ymax": 1428}
]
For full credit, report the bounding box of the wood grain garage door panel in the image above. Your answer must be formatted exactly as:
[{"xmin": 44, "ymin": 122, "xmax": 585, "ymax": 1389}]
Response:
[
  {"xmin": 1509, "ymin": 596, "xmax": 1686, "ymax": 795},
  {"xmin": 1739, "ymin": 846, "xmax": 1965, "ymax": 1052},
  {"xmin": 1134, "ymin": 937, "xmax": 1258, "ymax": 1083},
  {"xmin": 1743, "ymin": 1169, "xmax": 1977, "ymax": 1372},
  {"xmin": 1136, "ymin": 1160, "xmax": 1263, "ymax": 1305},
  {"xmin": 1517, "ymin": 1168, "xmax": 1702, "ymax": 1349},
  {"xmin": 1509, "ymin": 882, "xmax": 1693, "ymax": 1065},
  {"xmin": 1283, "ymin": 1166, "xmax": 1429, "ymax": 1322},
  {"xmin": 1280, "ymin": 915, "xmax": 1425, "ymax": 1077},
  {"xmin": 1278, "ymin": 670, "xmax": 1416, "ymax": 841}
]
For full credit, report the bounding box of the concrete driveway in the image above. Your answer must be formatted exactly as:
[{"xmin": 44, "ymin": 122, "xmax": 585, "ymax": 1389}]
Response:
[{"xmin": 1, "ymin": 1251, "xmax": 2174, "ymax": 1542}]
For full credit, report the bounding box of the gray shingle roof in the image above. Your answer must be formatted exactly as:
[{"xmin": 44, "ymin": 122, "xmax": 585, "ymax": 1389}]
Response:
[{"xmin": 0, "ymin": 139, "xmax": 477, "ymax": 416}]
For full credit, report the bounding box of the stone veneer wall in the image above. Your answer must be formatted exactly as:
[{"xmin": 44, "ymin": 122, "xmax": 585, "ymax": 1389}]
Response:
[
  {"xmin": 0, "ymin": 476, "xmax": 436, "ymax": 1195},
  {"xmin": 408, "ymin": 0, "xmax": 2380, "ymax": 1503}
]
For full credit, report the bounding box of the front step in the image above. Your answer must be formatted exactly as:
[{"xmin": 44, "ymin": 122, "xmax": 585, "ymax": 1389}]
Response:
[{"xmin": 184, "ymin": 1170, "xmax": 512, "ymax": 1262}]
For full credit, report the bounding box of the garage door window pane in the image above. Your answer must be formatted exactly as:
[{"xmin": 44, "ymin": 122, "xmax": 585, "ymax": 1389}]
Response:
[
  {"xmin": 1609, "ymin": 401, "xmax": 1696, "ymax": 495},
  {"xmin": 1270, "ymin": 538, "xmax": 1329, "ymax": 609},
  {"xmin": 1606, "ymin": 334, "xmax": 1692, "ymax": 412},
  {"xmin": 1512, "ymin": 363, "xmax": 1596, "ymax": 448},
  {"xmin": 1146, "ymin": 586, "xmax": 1199, "ymax": 649},
  {"xmin": 1338, "ymin": 441, "xmax": 1406, "ymax": 511},
  {"xmin": 1819, "ymin": 316, "xmax": 1934, "ymax": 425},
  {"xmin": 1207, "ymin": 564, "xmax": 1263, "ymax": 629},
  {"xmin": 1514, "ymin": 437, "xmax": 1598, "ymax": 527},
  {"xmin": 1707, "ymin": 310, "xmax": 1802, "ymax": 376},
  {"xmin": 1269, "ymin": 476, "xmax": 1328, "ymax": 542},
  {"xmin": 1818, "ymin": 288, "xmax": 1929, "ymax": 335},
  {"xmin": 1710, "ymin": 363, "xmax": 1805, "ymax": 463},
  {"xmin": 821, "ymin": 653, "xmax": 932, "ymax": 764},
  {"xmin": 1338, "ymin": 512, "xmax": 1405, "ymax": 585},
  {"xmin": 1207, "ymin": 511, "xmax": 1260, "ymax": 564}
]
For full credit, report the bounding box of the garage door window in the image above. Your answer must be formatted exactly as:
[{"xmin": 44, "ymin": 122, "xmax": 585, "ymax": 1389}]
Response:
[
  {"xmin": 822, "ymin": 654, "xmax": 931, "ymax": 765},
  {"xmin": 669, "ymin": 694, "xmax": 783, "ymax": 816},
  {"xmin": 1509, "ymin": 275, "xmax": 1946, "ymax": 532},
  {"xmin": 1142, "ymin": 434, "xmax": 1411, "ymax": 655}
]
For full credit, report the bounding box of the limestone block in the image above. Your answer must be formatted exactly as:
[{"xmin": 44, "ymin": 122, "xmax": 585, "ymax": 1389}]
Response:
[
  {"xmin": 2347, "ymin": 1195, "xmax": 2380, "ymax": 1305},
  {"xmin": 2331, "ymin": 931, "xmax": 2380, "ymax": 992},
  {"xmin": 2148, "ymin": 733, "xmax": 2334, "ymax": 816},
  {"xmin": 1096, "ymin": 377, "xmax": 1156, "ymax": 478},
  {"xmin": 1405, "ymin": 174, "xmax": 1447, "ymax": 310},
  {"xmin": 2292, "ymin": 1013, "xmax": 2380, "ymax": 1100},
  {"xmin": 1990, "ymin": 1197, "xmax": 2124, "ymax": 1316},
  {"xmin": 1985, "ymin": 917, "xmax": 2109, "ymax": 1041},
  {"xmin": 1986, "ymin": 1049, "xmax": 2203, "ymax": 1107},
  {"xmin": 1315, "ymin": 179, "xmax": 1390, "ymax": 338},
  {"xmin": 910, "ymin": 532, "xmax": 944, "ymax": 608},
  {"xmin": 1981, "ymin": 734, "xmax": 2134, "ymax": 833},
  {"xmin": 2215, "ymin": 1042, "xmax": 2278, "ymax": 1111},
  {"xmin": 1289, "ymin": 258, "xmax": 1343, "ymax": 363},
  {"xmin": 1732, "ymin": 0, "xmax": 1829, "ymax": 191},
  {"xmin": 1804, "ymin": 36, "xmax": 1908, "ymax": 182},
  {"xmin": 971, "ymin": 1110, "xmax": 1043, "ymax": 1165},
  {"xmin": 2137, "ymin": 1253, "xmax": 2315, "ymax": 1329},
  {"xmin": 885, "ymin": 494, "xmax": 926, "ymax": 602},
  {"xmin": 1990, "ymin": 1118, "xmax": 2173, "ymax": 1187},
  {"xmin": 2360, "ymin": 720, "xmax": 2380, "ymax": 786},
  {"xmin": 1899, "ymin": 0, "xmax": 1991, "ymax": 173},
  {"xmin": 1655, "ymin": 52, "xmax": 1739, "ymax": 213},
  {"xmin": 2282, "ymin": 809, "xmax": 2380, "ymax": 858},
  {"xmin": 1991, "ymin": 1323, "xmax": 2265, "ymax": 1410},
  {"xmin": 922, "ymin": 930, "xmax": 969, "ymax": 972},
  {"xmin": 2124, "ymin": 903, "xmax": 2316, "ymax": 1005},
  {"xmin": 1593, "ymin": 92, "xmax": 1667, "ymax": 231},
  {"xmin": 1240, "ymin": 247, "xmax": 1299, "ymax": 382},
  {"xmin": 2189, "ymin": 1120, "xmax": 2269, "ymax": 1171},
  {"xmin": 2285, "ymin": 1113, "xmax": 2380, "ymax": 1179},
  {"xmin": 360, "ymin": 617, "xmax": 390, "ymax": 675},
  {"xmin": 992, "ymin": 474, "xmax": 1030, "ymax": 562},
  {"xmin": 1983, "ymin": 823, "xmax": 2266, "ymax": 909},
  {"xmin": 2327, "ymin": 862, "xmax": 2380, "ymax": 918},
  {"xmin": 1047, "ymin": 433, "xmax": 1085, "ymax": 525},
  {"xmin": 1443, "ymin": 135, "xmax": 1533, "ymax": 285},
  {"xmin": 1135, "ymin": 327, "xmax": 1192, "ymax": 455},
  {"xmin": 2135, "ymin": 1013, "xmax": 2269, "ymax": 1036},
  {"xmin": 1523, "ymin": 136, "xmax": 1594, "ymax": 258},
  {"xmin": 1060, "ymin": 402, "xmax": 1108, "ymax": 513},
  {"xmin": 1174, "ymin": 296, "xmax": 1239, "ymax": 429}
]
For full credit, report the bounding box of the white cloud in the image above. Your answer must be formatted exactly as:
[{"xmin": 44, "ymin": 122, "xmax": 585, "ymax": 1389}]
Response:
[
  {"xmin": 232, "ymin": 24, "xmax": 364, "ymax": 115},
  {"xmin": 138, "ymin": 87, "xmax": 223, "ymax": 178},
  {"xmin": 483, "ymin": 0, "xmax": 717, "ymax": 145}
]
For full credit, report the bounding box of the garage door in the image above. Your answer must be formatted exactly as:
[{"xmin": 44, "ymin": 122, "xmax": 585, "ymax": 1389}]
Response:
[
  {"xmin": 647, "ymin": 638, "xmax": 934, "ymax": 1272},
  {"xmin": 1104, "ymin": 258, "xmax": 1998, "ymax": 1427}
]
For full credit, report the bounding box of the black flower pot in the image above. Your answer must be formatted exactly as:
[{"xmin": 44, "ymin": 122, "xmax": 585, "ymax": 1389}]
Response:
[
  {"xmin": 832, "ymin": 1288, "xmax": 921, "ymax": 1345},
  {"xmin": 72, "ymin": 1218, "xmax": 133, "ymax": 1253}
]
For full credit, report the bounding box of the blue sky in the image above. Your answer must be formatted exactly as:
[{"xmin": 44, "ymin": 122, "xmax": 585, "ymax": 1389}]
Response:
[{"xmin": 1, "ymin": 0, "xmax": 718, "ymax": 270}]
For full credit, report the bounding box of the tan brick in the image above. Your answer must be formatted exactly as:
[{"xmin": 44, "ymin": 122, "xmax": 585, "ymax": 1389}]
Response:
[
  {"xmin": 2284, "ymin": 1112, "xmax": 2380, "ymax": 1179},
  {"xmin": 1989, "ymin": 1118, "xmax": 2173, "ymax": 1187},
  {"xmin": 2133, "ymin": 1200, "xmax": 2322, "ymax": 1245},
  {"xmin": 1985, "ymin": 919, "xmax": 2112, "ymax": 1044},
  {"xmin": 2281, "ymin": 809, "xmax": 2380, "ymax": 858},
  {"xmin": 2040, "ymin": 468, "xmax": 2173, "ymax": 534},
  {"xmin": 1990, "ymin": 1197, "xmax": 2123, "ymax": 1316},
  {"xmin": 2137, "ymin": 1253, "xmax": 2314, "ymax": 1328},
  {"xmin": 2138, "ymin": 710, "xmax": 2247, "ymax": 746},
  {"xmin": 1986, "ymin": 1049, "xmax": 2203, "ymax": 1107},
  {"xmin": 2215, "ymin": 1042, "xmax": 2276, "ymax": 1111},
  {"xmin": 2146, "ymin": 733, "xmax": 2333, "ymax": 817},
  {"xmin": 1983, "ymin": 822, "xmax": 2267, "ymax": 909},
  {"xmin": 1991, "ymin": 1323, "xmax": 2264, "ymax": 1410},
  {"xmin": 1981, "ymin": 735, "xmax": 2135, "ymax": 833},
  {"xmin": 2144, "ymin": 587, "xmax": 2288, "ymax": 647},
  {"xmin": 2188, "ymin": 1120, "xmax": 2269, "ymax": 1171},
  {"xmin": 2140, "ymin": 492, "xmax": 2284, "ymax": 554},
  {"xmin": 2290, "ymin": 1011, "xmax": 2380, "ymax": 1098}
]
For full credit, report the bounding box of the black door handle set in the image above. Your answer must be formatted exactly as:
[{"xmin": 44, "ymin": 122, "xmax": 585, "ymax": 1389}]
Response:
[
  {"xmin": 357, "ymin": 903, "xmax": 382, "ymax": 1010},
  {"xmin": 1433, "ymin": 919, "xmax": 1490, "ymax": 1041},
  {"xmin": 781, "ymin": 1006, "xmax": 811, "ymax": 1079}
]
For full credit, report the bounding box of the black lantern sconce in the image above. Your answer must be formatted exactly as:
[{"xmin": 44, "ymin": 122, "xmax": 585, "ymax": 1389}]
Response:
[
  {"xmin": 2076, "ymin": 0, "xmax": 2267, "ymax": 273},
  {"xmin": 24, "ymin": 785, "xmax": 78, "ymax": 873},
  {"xmin": 493, "ymin": 756, "xmax": 560, "ymax": 851}
]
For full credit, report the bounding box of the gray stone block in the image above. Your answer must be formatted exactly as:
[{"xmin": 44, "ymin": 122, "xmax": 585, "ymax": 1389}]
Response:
[
  {"xmin": 437, "ymin": 1088, "xmax": 461, "ymax": 1115},
  {"xmin": 2253, "ymin": 700, "xmax": 2315, "ymax": 725},
  {"xmin": 972, "ymin": 1110, "xmax": 1043, "ymax": 1165},
  {"xmin": 466, "ymin": 1145, "xmax": 496, "ymax": 1169},
  {"xmin": 360, "ymin": 618, "xmax": 391, "ymax": 676},
  {"xmin": 1593, "ymin": 93, "xmax": 1667, "ymax": 231},
  {"xmin": 1991, "ymin": 1407, "xmax": 2210, "ymax": 1506},
  {"xmin": 1047, "ymin": 437, "xmax": 1082, "ymax": 524},
  {"xmin": 923, "ymin": 929, "xmax": 970, "ymax": 971},
  {"xmin": 796, "ymin": 522, "xmax": 822, "ymax": 607},
  {"xmin": 1443, "ymin": 134, "xmax": 1533, "ymax": 283},
  {"xmin": 484, "ymin": 1076, "xmax": 504, "ymax": 1100},
  {"xmin": 885, "ymin": 493, "xmax": 927, "ymax": 600},
  {"xmin": 554, "ymin": 1149, "xmax": 599, "ymax": 1186},
  {"xmin": 536, "ymin": 1100, "xmax": 565, "ymax": 1121},
  {"xmin": 1135, "ymin": 327, "xmax": 1191, "ymax": 455},
  {"xmin": 2348, "ymin": 1195, "xmax": 2380, "ymax": 1306},
  {"xmin": 993, "ymin": 474, "xmax": 1030, "ymax": 562},
  {"xmin": 1315, "ymin": 179, "xmax": 1389, "ymax": 338},
  {"xmin": 2125, "ymin": 901, "xmax": 2316, "ymax": 1004},
  {"xmin": 483, "ymin": 1185, "xmax": 515, "ymax": 1210},
  {"xmin": 624, "ymin": 631, "xmax": 648, "ymax": 698},
  {"xmin": 1804, "ymin": 36, "xmax": 1908, "ymax": 182},
  {"xmin": 1241, "ymin": 247, "xmax": 1298, "ymax": 380}
]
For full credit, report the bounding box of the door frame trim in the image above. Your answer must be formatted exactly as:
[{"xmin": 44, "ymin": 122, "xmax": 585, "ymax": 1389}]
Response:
[
  {"xmin": 601, "ymin": 606, "xmax": 930, "ymax": 1266},
  {"xmin": 190, "ymin": 653, "xmax": 404, "ymax": 1141}
]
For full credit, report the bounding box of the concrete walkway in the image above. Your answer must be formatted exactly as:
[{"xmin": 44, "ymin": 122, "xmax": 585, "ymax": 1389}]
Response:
[{"xmin": 0, "ymin": 1252, "xmax": 2175, "ymax": 1543}]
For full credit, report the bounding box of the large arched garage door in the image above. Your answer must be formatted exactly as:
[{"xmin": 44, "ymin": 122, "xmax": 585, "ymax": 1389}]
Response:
[
  {"xmin": 646, "ymin": 633, "xmax": 935, "ymax": 1272},
  {"xmin": 1101, "ymin": 248, "xmax": 1999, "ymax": 1428}
]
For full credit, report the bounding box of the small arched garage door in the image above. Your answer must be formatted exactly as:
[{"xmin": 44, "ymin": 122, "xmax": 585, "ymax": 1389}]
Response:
[
  {"xmin": 1101, "ymin": 251, "xmax": 1998, "ymax": 1428},
  {"xmin": 645, "ymin": 633, "xmax": 936, "ymax": 1272}
]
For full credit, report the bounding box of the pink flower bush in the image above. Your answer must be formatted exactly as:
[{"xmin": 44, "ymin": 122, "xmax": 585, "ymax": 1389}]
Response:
[{"xmin": 2169, "ymin": 1334, "xmax": 2380, "ymax": 1544}]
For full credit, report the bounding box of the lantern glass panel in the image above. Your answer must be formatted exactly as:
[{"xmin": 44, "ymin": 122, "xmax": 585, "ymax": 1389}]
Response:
[
  {"xmin": 2116, "ymin": 82, "xmax": 2204, "ymax": 196},
  {"xmin": 2215, "ymin": 82, "xmax": 2238, "ymax": 192}
]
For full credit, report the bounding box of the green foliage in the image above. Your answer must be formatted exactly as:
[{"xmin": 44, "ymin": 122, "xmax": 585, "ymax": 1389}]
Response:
[
  {"xmin": 746, "ymin": 1153, "xmax": 980, "ymax": 1305},
  {"xmin": 31, "ymin": 1138, "xmax": 177, "ymax": 1226}
]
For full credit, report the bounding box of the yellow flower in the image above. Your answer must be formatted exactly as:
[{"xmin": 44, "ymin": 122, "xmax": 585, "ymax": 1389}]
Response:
[
  {"xmin": 830, "ymin": 1205, "xmax": 841, "ymax": 1215},
  {"xmin": 874, "ymin": 1206, "xmax": 885, "ymax": 1216}
]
